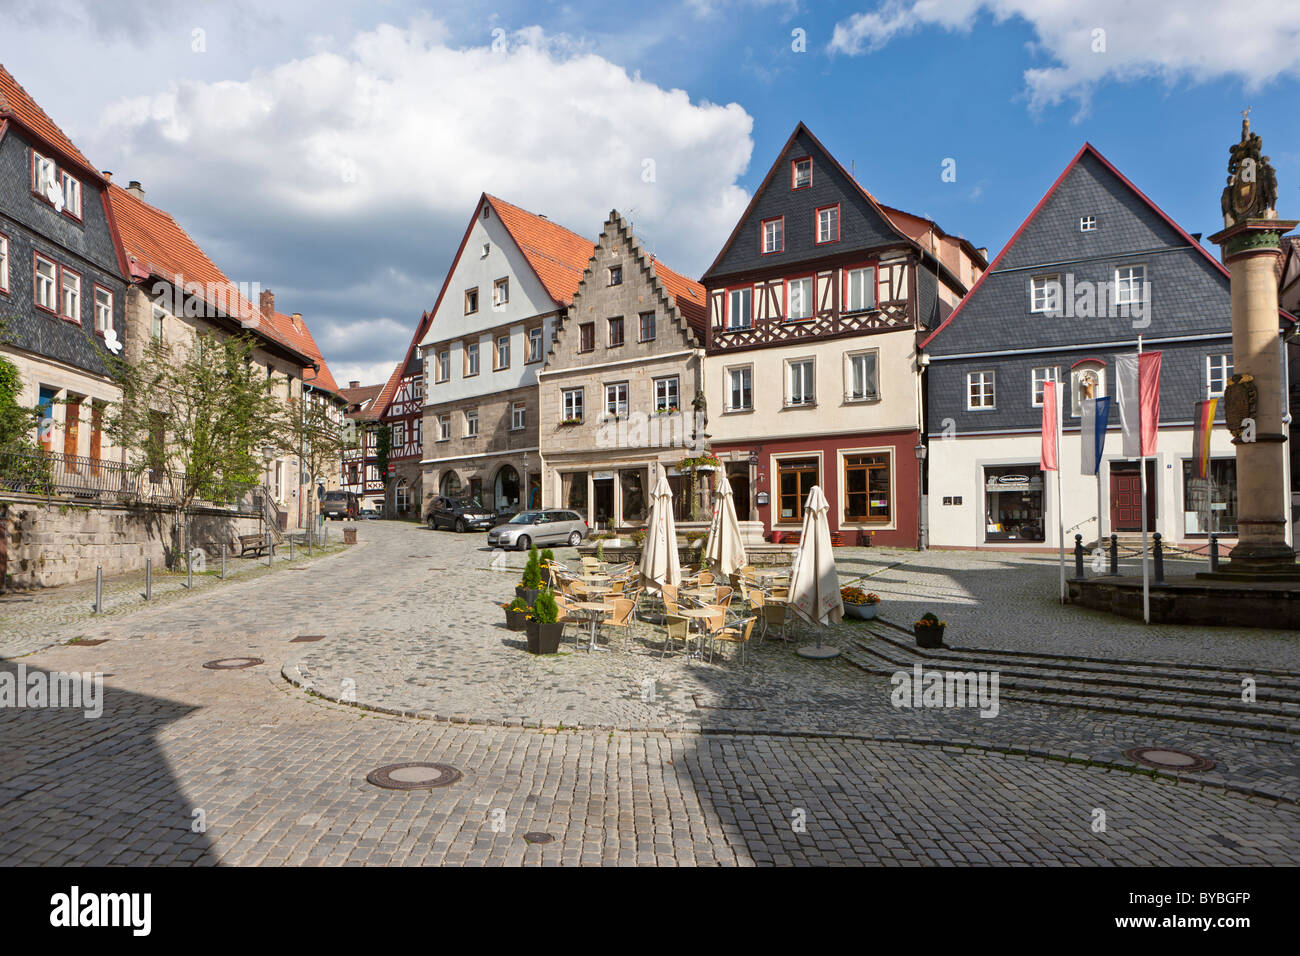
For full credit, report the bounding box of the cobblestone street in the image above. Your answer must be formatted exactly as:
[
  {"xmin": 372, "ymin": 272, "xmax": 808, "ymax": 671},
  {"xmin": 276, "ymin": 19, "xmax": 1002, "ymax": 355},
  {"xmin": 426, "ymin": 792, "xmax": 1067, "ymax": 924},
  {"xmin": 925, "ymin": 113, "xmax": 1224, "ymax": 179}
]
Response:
[{"xmin": 2, "ymin": 520, "xmax": 1297, "ymax": 865}]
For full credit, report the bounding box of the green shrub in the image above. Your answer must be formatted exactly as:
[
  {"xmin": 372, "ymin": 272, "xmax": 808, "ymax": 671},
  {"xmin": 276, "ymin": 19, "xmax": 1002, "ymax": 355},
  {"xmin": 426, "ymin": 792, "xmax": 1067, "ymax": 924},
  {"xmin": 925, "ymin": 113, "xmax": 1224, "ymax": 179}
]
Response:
[
  {"xmin": 533, "ymin": 588, "xmax": 559, "ymax": 624},
  {"xmin": 521, "ymin": 546, "xmax": 542, "ymax": 589},
  {"xmin": 506, "ymin": 596, "xmax": 529, "ymax": 612},
  {"xmin": 540, "ymin": 548, "xmax": 555, "ymax": 565},
  {"xmin": 595, "ymin": 539, "xmax": 605, "ymax": 561}
]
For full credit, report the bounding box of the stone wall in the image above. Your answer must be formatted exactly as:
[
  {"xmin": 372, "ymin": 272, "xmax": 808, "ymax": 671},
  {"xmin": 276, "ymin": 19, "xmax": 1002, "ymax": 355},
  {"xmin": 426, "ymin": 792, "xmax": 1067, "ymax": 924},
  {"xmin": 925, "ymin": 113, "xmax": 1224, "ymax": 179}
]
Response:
[{"xmin": 1, "ymin": 496, "xmax": 262, "ymax": 590}]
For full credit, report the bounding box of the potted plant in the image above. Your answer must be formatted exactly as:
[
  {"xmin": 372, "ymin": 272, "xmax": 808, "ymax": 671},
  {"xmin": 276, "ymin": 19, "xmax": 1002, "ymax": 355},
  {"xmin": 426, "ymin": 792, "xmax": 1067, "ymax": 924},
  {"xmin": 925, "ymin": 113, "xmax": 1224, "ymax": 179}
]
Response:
[
  {"xmin": 913, "ymin": 612, "xmax": 946, "ymax": 648},
  {"xmin": 631, "ymin": 527, "xmax": 647, "ymax": 548},
  {"xmin": 840, "ymin": 587, "xmax": 880, "ymax": 620},
  {"xmin": 595, "ymin": 539, "xmax": 605, "ymax": 563},
  {"xmin": 503, "ymin": 597, "xmax": 529, "ymax": 631},
  {"xmin": 539, "ymin": 548, "xmax": 556, "ymax": 586},
  {"xmin": 516, "ymin": 545, "xmax": 542, "ymax": 604},
  {"xmin": 526, "ymin": 588, "xmax": 564, "ymax": 654}
]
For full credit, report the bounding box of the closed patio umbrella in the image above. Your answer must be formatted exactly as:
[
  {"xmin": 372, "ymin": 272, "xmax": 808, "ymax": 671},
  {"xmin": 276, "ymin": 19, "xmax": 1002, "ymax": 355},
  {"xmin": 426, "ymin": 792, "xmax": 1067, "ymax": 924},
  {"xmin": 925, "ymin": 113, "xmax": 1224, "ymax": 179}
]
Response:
[
  {"xmin": 640, "ymin": 463, "xmax": 681, "ymax": 593},
  {"xmin": 787, "ymin": 484, "xmax": 842, "ymax": 659},
  {"xmin": 704, "ymin": 471, "xmax": 746, "ymax": 578}
]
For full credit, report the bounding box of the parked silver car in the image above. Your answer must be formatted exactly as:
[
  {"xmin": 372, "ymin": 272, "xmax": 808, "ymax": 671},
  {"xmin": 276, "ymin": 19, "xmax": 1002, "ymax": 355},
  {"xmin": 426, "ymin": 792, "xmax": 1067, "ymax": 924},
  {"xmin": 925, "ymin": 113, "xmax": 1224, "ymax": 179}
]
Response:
[{"xmin": 487, "ymin": 509, "xmax": 589, "ymax": 551}]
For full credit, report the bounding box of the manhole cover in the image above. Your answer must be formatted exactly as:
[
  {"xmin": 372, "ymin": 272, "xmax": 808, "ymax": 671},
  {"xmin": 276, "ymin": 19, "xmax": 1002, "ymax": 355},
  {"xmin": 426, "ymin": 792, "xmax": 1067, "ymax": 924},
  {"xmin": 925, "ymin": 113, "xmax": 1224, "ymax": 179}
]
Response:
[
  {"xmin": 1124, "ymin": 747, "xmax": 1215, "ymax": 772},
  {"xmin": 366, "ymin": 762, "xmax": 462, "ymax": 790},
  {"xmin": 522, "ymin": 832, "xmax": 555, "ymax": 845},
  {"xmin": 202, "ymin": 657, "xmax": 265, "ymax": 670},
  {"xmin": 291, "ymin": 635, "xmax": 325, "ymax": 643}
]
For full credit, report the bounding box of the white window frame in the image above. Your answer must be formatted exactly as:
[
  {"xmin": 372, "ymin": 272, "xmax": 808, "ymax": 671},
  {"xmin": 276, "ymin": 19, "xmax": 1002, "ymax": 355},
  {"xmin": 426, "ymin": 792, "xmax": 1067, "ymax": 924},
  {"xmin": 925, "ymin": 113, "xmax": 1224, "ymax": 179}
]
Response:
[
  {"xmin": 1115, "ymin": 264, "xmax": 1146, "ymax": 308},
  {"xmin": 436, "ymin": 349, "xmax": 450, "ymax": 382},
  {"xmin": 786, "ymin": 358, "xmax": 815, "ymax": 407},
  {"xmin": 845, "ymin": 266, "xmax": 875, "ymax": 312},
  {"xmin": 527, "ymin": 326, "xmax": 544, "ymax": 363},
  {"xmin": 562, "ymin": 387, "xmax": 584, "ymax": 422},
  {"xmin": 438, "ymin": 414, "xmax": 450, "ymax": 442},
  {"xmin": 94, "ymin": 286, "xmax": 112, "ymax": 333},
  {"xmin": 816, "ymin": 205, "xmax": 839, "ymax": 244},
  {"xmin": 61, "ymin": 269, "xmax": 80, "ymax": 321},
  {"xmin": 604, "ymin": 381, "xmax": 629, "ymax": 418},
  {"xmin": 34, "ymin": 255, "xmax": 57, "ymax": 311},
  {"xmin": 511, "ymin": 401, "xmax": 526, "ymax": 430},
  {"xmin": 845, "ymin": 350, "xmax": 879, "ymax": 402},
  {"xmin": 464, "ymin": 288, "xmax": 478, "ymax": 315},
  {"xmin": 727, "ymin": 366, "xmax": 753, "ymax": 412},
  {"xmin": 151, "ymin": 302, "xmax": 166, "ymax": 343},
  {"xmin": 792, "ymin": 158, "xmax": 811, "ymax": 189},
  {"xmin": 1031, "ymin": 366, "xmax": 1059, "ymax": 407},
  {"xmin": 1207, "ymin": 353, "xmax": 1232, "ymax": 398},
  {"xmin": 0, "ymin": 234, "xmax": 9, "ymax": 294},
  {"xmin": 727, "ymin": 288, "xmax": 752, "ymax": 329},
  {"xmin": 762, "ymin": 217, "xmax": 783, "ymax": 254},
  {"xmin": 1079, "ymin": 215, "xmax": 1096, "ymax": 232},
  {"xmin": 465, "ymin": 341, "xmax": 480, "ymax": 376},
  {"xmin": 787, "ymin": 276, "xmax": 813, "ymax": 320},
  {"xmin": 967, "ymin": 370, "xmax": 996, "ymax": 410},
  {"xmin": 464, "ymin": 409, "xmax": 479, "ymax": 438},
  {"xmin": 654, "ymin": 376, "xmax": 679, "ymax": 412},
  {"xmin": 61, "ymin": 172, "xmax": 82, "ymax": 219},
  {"xmin": 495, "ymin": 334, "xmax": 510, "ymax": 370},
  {"xmin": 33, "ymin": 153, "xmax": 56, "ymax": 196},
  {"xmin": 1030, "ymin": 275, "xmax": 1061, "ymax": 314},
  {"xmin": 493, "ymin": 277, "xmax": 509, "ymax": 307}
]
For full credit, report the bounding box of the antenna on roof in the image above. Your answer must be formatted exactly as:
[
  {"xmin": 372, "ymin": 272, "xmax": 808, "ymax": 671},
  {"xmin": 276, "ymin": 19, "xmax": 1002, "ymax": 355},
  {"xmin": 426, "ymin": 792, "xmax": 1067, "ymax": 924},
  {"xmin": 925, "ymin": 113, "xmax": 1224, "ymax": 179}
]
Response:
[{"xmin": 851, "ymin": 160, "xmax": 855, "ymax": 181}]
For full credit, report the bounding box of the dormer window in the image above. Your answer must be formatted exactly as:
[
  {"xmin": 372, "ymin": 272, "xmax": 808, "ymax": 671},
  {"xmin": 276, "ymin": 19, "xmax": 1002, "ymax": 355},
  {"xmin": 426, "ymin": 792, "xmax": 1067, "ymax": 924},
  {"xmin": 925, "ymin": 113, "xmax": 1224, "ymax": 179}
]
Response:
[
  {"xmin": 792, "ymin": 157, "xmax": 811, "ymax": 189},
  {"xmin": 61, "ymin": 172, "xmax": 82, "ymax": 219},
  {"xmin": 32, "ymin": 153, "xmax": 56, "ymax": 195},
  {"xmin": 1080, "ymin": 216, "xmax": 1096, "ymax": 232}
]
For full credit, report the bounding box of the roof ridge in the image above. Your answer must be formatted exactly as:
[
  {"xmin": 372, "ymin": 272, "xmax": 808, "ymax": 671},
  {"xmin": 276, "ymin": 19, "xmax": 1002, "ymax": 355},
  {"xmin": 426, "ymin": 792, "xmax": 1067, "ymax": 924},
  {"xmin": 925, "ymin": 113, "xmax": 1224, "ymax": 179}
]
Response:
[{"xmin": 0, "ymin": 62, "xmax": 97, "ymax": 172}]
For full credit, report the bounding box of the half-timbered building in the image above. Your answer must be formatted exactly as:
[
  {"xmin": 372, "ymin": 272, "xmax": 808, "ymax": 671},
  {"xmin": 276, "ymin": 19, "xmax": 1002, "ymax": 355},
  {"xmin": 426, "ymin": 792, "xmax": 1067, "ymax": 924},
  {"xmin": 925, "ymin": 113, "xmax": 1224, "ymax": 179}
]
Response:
[
  {"xmin": 340, "ymin": 381, "xmax": 384, "ymax": 509},
  {"xmin": 369, "ymin": 311, "xmax": 431, "ymax": 518},
  {"xmin": 701, "ymin": 123, "xmax": 983, "ymax": 546}
]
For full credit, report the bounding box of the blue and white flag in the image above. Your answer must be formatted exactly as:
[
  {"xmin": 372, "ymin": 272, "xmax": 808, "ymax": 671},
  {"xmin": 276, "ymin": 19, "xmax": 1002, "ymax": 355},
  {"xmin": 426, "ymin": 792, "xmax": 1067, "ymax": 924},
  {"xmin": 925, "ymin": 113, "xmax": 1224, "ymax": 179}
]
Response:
[{"xmin": 1080, "ymin": 396, "xmax": 1111, "ymax": 476}]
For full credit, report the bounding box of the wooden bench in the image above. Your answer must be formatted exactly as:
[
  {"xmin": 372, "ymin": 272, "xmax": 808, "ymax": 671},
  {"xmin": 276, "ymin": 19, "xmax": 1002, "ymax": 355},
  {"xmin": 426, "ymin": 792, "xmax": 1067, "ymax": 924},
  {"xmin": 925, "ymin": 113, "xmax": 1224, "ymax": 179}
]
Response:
[{"xmin": 238, "ymin": 534, "xmax": 274, "ymax": 557}]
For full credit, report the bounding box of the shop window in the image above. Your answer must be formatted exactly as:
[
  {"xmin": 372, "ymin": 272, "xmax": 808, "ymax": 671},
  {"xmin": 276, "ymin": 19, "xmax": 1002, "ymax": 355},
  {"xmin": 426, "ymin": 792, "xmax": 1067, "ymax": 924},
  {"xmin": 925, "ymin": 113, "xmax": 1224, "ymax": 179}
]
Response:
[
  {"xmin": 777, "ymin": 457, "xmax": 818, "ymax": 524},
  {"xmin": 844, "ymin": 453, "xmax": 890, "ymax": 523},
  {"xmin": 620, "ymin": 468, "xmax": 647, "ymax": 523},
  {"xmin": 1182, "ymin": 458, "xmax": 1237, "ymax": 536},
  {"xmin": 984, "ymin": 466, "xmax": 1045, "ymax": 542}
]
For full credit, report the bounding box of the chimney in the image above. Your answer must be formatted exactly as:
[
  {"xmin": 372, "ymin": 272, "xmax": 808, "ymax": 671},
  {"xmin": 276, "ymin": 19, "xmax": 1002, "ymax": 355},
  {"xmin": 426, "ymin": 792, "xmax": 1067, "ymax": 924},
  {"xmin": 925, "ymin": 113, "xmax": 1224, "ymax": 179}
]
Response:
[
  {"xmin": 976, "ymin": 247, "xmax": 988, "ymax": 261},
  {"xmin": 259, "ymin": 289, "xmax": 275, "ymax": 318},
  {"xmin": 101, "ymin": 171, "xmax": 112, "ymax": 182},
  {"xmin": 349, "ymin": 380, "xmax": 360, "ymax": 390},
  {"xmin": 291, "ymin": 312, "xmax": 302, "ymax": 329},
  {"xmin": 127, "ymin": 180, "xmax": 145, "ymax": 198}
]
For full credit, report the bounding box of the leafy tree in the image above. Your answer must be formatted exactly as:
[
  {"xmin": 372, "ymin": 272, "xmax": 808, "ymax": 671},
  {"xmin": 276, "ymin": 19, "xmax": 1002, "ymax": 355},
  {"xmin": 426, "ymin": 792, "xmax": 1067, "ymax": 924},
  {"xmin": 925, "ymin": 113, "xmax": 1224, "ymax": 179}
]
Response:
[
  {"xmin": 286, "ymin": 385, "xmax": 344, "ymax": 527},
  {"xmin": 521, "ymin": 545, "xmax": 542, "ymax": 589},
  {"xmin": 106, "ymin": 331, "xmax": 289, "ymax": 558},
  {"xmin": 0, "ymin": 351, "xmax": 39, "ymax": 452},
  {"xmin": 375, "ymin": 423, "xmax": 392, "ymax": 487}
]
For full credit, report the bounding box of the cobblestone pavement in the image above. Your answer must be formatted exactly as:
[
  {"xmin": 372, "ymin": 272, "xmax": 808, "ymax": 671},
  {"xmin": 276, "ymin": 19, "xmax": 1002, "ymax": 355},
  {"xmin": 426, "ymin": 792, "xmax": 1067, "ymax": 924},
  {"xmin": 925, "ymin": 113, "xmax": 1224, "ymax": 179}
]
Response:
[{"xmin": 1, "ymin": 521, "xmax": 1296, "ymax": 865}]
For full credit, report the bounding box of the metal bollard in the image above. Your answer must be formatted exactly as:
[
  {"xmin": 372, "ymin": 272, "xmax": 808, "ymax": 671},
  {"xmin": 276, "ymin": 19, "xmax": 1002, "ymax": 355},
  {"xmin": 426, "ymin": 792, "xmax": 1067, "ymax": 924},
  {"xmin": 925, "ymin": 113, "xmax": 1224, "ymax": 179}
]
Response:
[
  {"xmin": 1209, "ymin": 533, "xmax": 1219, "ymax": 573},
  {"xmin": 145, "ymin": 557, "xmax": 152, "ymax": 601},
  {"xmin": 1109, "ymin": 534, "xmax": 1119, "ymax": 576},
  {"xmin": 221, "ymin": 543, "xmax": 226, "ymax": 580},
  {"xmin": 95, "ymin": 565, "xmax": 103, "ymax": 614},
  {"xmin": 187, "ymin": 548, "xmax": 193, "ymax": 589},
  {"xmin": 1073, "ymin": 533, "xmax": 1085, "ymax": 579},
  {"xmin": 289, "ymin": 536, "xmax": 294, "ymax": 562},
  {"xmin": 266, "ymin": 530, "xmax": 273, "ymax": 568},
  {"xmin": 1153, "ymin": 532, "xmax": 1165, "ymax": 584}
]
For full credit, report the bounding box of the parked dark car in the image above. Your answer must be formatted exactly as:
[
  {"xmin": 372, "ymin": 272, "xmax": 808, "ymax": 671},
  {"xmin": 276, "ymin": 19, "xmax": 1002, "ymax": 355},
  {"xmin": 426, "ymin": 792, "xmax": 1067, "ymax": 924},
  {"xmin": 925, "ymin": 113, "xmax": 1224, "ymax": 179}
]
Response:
[
  {"xmin": 321, "ymin": 490, "xmax": 359, "ymax": 520},
  {"xmin": 425, "ymin": 495, "xmax": 497, "ymax": 532}
]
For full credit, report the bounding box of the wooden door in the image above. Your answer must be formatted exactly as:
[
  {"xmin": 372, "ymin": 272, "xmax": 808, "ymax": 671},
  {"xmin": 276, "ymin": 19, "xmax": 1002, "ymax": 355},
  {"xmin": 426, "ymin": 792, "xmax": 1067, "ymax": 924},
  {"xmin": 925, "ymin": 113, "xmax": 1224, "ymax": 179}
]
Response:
[
  {"xmin": 1110, "ymin": 462, "xmax": 1155, "ymax": 531},
  {"xmin": 63, "ymin": 399, "xmax": 80, "ymax": 462}
]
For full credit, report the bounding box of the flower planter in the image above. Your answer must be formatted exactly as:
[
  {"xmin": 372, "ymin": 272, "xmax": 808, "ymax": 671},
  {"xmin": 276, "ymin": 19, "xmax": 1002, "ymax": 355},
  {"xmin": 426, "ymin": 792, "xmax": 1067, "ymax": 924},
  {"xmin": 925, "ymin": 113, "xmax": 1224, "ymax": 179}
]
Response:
[
  {"xmin": 505, "ymin": 609, "xmax": 528, "ymax": 631},
  {"xmin": 844, "ymin": 603, "xmax": 877, "ymax": 620},
  {"xmin": 516, "ymin": 586, "xmax": 539, "ymax": 605},
  {"xmin": 914, "ymin": 625, "xmax": 944, "ymax": 648},
  {"xmin": 829, "ymin": 532, "xmax": 843, "ymax": 547},
  {"xmin": 770, "ymin": 530, "xmax": 785, "ymax": 544},
  {"xmin": 526, "ymin": 621, "xmax": 563, "ymax": 654}
]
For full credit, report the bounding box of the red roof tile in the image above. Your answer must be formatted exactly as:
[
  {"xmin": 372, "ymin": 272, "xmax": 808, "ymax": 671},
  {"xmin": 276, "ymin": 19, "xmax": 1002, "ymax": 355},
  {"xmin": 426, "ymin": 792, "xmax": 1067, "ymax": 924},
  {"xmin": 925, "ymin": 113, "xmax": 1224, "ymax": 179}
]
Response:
[
  {"xmin": 486, "ymin": 195, "xmax": 595, "ymax": 306},
  {"xmin": 649, "ymin": 257, "xmax": 707, "ymax": 333},
  {"xmin": 0, "ymin": 63, "xmax": 97, "ymax": 175},
  {"xmin": 271, "ymin": 311, "xmax": 340, "ymax": 396},
  {"xmin": 366, "ymin": 311, "xmax": 434, "ymax": 422}
]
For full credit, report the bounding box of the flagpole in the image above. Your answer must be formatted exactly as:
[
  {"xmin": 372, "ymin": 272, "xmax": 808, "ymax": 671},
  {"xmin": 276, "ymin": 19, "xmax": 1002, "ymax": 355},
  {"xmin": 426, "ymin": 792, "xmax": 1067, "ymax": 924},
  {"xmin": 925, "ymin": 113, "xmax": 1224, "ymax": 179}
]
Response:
[
  {"xmin": 1138, "ymin": 335, "xmax": 1150, "ymax": 624},
  {"xmin": 1057, "ymin": 383, "xmax": 1065, "ymax": 603}
]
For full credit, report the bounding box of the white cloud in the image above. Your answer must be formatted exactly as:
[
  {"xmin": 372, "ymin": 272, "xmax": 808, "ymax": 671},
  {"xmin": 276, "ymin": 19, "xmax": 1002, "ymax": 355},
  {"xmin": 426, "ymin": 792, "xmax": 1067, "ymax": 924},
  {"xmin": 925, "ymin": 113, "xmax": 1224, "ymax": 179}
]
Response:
[
  {"xmin": 829, "ymin": 0, "xmax": 1300, "ymax": 114},
  {"xmin": 330, "ymin": 360, "xmax": 403, "ymax": 390}
]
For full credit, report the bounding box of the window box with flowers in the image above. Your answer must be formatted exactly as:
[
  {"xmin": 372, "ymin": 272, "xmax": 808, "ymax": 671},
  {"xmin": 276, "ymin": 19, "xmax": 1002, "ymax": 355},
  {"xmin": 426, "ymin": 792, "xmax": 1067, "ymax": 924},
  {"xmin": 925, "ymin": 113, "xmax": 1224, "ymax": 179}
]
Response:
[
  {"xmin": 654, "ymin": 406, "xmax": 680, "ymax": 417},
  {"xmin": 840, "ymin": 587, "xmax": 880, "ymax": 620},
  {"xmin": 678, "ymin": 454, "xmax": 722, "ymax": 473},
  {"xmin": 558, "ymin": 417, "xmax": 583, "ymax": 427}
]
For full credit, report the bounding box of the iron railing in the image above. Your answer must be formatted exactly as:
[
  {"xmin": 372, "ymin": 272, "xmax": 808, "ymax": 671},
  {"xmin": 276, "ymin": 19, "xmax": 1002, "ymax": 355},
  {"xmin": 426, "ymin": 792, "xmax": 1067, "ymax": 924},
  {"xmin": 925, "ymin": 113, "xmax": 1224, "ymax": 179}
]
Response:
[{"xmin": 0, "ymin": 448, "xmax": 256, "ymax": 511}]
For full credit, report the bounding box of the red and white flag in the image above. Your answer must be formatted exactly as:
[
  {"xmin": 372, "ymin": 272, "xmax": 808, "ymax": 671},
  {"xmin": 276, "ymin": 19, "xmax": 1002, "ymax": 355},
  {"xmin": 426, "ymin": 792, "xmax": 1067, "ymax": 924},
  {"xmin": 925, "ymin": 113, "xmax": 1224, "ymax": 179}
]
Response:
[
  {"xmin": 1040, "ymin": 380, "xmax": 1061, "ymax": 471},
  {"xmin": 1115, "ymin": 351, "xmax": 1162, "ymax": 457}
]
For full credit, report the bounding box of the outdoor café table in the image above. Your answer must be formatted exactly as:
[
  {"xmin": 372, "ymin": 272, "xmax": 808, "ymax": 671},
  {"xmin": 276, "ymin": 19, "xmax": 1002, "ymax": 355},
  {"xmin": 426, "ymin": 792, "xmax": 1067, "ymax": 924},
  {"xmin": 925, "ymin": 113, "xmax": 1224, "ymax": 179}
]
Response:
[
  {"xmin": 755, "ymin": 570, "xmax": 789, "ymax": 585},
  {"xmin": 571, "ymin": 601, "xmax": 613, "ymax": 652},
  {"xmin": 683, "ymin": 586, "xmax": 716, "ymax": 603},
  {"xmin": 678, "ymin": 607, "xmax": 719, "ymax": 656}
]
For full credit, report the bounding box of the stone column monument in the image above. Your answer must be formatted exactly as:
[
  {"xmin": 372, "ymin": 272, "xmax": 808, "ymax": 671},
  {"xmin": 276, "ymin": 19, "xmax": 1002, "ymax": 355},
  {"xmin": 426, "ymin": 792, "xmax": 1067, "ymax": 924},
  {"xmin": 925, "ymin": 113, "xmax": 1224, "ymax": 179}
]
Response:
[{"xmin": 1209, "ymin": 112, "xmax": 1299, "ymax": 575}]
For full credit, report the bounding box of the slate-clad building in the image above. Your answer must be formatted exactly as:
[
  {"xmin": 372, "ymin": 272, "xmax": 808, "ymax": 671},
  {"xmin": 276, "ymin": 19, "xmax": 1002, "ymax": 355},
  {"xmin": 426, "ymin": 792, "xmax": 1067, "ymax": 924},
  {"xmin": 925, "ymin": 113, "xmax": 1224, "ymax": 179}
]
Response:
[
  {"xmin": 0, "ymin": 64, "xmax": 128, "ymax": 463},
  {"xmin": 701, "ymin": 123, "xmax": 983, "ymax": 546},
  {"xmin": 921, "ymin": 143, "xmax": 1295, "ymax": 549}
]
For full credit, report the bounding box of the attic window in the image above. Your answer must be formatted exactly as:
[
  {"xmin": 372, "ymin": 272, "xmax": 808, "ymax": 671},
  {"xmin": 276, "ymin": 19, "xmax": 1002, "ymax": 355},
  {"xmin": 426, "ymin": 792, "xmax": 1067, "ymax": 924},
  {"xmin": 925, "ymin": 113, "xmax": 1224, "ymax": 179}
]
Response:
[
  {"xmin": 1080, "ymin": 216, "xmax": 1096, "ymax": 232},
  {"xmin": 609, "ymin": 265, "xmax": 622, "ymax": 286},
  {"xmin": 792, "ymin": 157, "xmax": 812, "ymax": 190},
  {"xmin": 481, "ymin": 243, "xmax": 490, "ymax": 258},
  {"xmin": 482, "ymin": 204, "xmax": 490, "ymax": 220}
]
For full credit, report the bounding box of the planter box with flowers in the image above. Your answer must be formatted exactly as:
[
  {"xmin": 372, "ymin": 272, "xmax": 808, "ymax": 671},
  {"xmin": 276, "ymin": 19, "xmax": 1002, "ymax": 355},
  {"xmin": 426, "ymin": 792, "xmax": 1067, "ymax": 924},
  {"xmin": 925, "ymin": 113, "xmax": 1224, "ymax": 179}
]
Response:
[
  {"xmin": 913, "ymin": 612, "xmax": 945, "ymax": 648},
  {"xmin": 840, "ymin": 587, "xmax": 880, "ymax": 620},
  {"xmin": 502, "ymin": 597, "xmax": 529, "ymax": 631},
  {"xmin": 678, "ymin": 454, "xmax": 723, "ymax": 474},
  {"xmin": 558, "ymin": 417, "xmax": 583, "ymax": 428},
  {"xmin": 525, "ymin": 588, "xmax": 564, "ymax": 654}
]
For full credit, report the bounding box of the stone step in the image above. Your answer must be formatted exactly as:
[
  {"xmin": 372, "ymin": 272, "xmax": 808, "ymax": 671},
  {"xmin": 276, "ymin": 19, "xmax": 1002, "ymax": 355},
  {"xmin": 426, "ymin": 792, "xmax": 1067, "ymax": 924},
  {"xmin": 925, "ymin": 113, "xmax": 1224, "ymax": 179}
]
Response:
[{"xmin": 843, "ymin": 636, "xmax": 1297, "ymax": 737}]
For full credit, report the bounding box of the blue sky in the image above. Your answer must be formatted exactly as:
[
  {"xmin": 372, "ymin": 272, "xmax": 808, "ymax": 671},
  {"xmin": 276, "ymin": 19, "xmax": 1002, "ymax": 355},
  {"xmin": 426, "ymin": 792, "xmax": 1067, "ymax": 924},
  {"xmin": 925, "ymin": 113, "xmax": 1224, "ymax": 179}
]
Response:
[{"xmin": 2, "ymin": 0, "xmax": 1298, "ymax": 385}]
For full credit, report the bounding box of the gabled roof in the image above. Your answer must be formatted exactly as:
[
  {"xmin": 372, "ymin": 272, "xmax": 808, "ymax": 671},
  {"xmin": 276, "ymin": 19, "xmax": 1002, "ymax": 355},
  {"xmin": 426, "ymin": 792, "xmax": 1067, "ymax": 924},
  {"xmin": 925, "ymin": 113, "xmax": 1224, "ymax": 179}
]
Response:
[
  {"xmin": 650, "ymin": 258, "xmax": 707, "ymax": 333},
  {"xmin": 271, "ymin": 311, "xmax": 340, "ymax": 396},
  {"xmin": 339, "ymin": 383, "xmax": 383, "ymax": 415},
  {"xmin": 703, "ymin": 121, "xmax": 985, "ymax": 285},
  {"xmin": 921, "ymin": 142, "xmax": 1295, "ymax": 350},
  {"xmin": 368, "ymin": 310, "xmax": 434, "ymax": 423},
  {"xmin": 0, "ymin": 62, "xmax": 98, "ymax": 177},
  {"xmin": 486, "ymin": 194, "xmax": 595, "ymax": 306}
]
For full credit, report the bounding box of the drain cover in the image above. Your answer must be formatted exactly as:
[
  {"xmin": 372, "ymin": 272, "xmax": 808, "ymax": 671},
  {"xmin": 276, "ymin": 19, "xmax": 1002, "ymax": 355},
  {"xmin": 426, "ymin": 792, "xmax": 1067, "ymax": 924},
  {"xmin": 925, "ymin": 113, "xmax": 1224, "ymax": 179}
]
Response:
[
  {"xmin": 366, "ymin": 762, "xmax": 462, "ymax": 790},
  {"xmin": 522, "ymin": 832, "xmax": 555, "ymax": 845},
  {"xmin": 202, "ymin": 657, "xmax": 265, "ymax": 670},
  {"xmin": 291, "ymin": 635, "xmax": 325, "ymax": 643},
  {"xmin": 1124, "ymin": 747, "xmax": 1215, "ymax": 772},
  {"xmin": 69, "ymin": 639, "xmax": 109, "ymax": 646}
]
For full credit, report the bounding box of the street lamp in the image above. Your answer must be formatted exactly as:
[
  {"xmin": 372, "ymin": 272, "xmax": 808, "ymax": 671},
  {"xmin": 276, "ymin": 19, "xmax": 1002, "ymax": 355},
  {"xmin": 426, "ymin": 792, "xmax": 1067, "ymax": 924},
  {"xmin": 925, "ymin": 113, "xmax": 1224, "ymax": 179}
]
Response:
[
  {"xmin": 261, "ymin": 444, "xmax": 276, "ymax": 555},
  {"xmin": 914, "ymin": 442, "xmax": 928, "ymax": 551}
]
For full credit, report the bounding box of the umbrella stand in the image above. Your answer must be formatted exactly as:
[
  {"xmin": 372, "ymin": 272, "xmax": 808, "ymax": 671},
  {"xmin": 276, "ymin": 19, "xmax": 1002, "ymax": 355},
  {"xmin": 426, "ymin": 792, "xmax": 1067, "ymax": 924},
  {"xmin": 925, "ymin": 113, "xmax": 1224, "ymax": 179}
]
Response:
[{"xmin": 796, "ymin": 626, "xmax": 840, "ymax": 660}]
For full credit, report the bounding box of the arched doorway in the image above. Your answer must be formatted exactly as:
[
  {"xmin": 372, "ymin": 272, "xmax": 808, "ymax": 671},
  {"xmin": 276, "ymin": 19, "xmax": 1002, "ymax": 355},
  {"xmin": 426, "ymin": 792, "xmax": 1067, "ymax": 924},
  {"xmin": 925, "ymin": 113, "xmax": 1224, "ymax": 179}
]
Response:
[
  {"xmin": 395, "ymin": 478, "xmax": 411, "ymax": 514},
  {"xmin": 494, "ymin": 464, "xmax": 520, "ymax": 514},
  {"xmin": 439, "ymin": 471, "xmax": 461, "ymax": 497}
]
